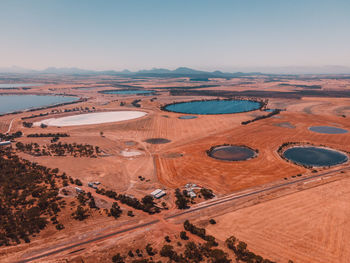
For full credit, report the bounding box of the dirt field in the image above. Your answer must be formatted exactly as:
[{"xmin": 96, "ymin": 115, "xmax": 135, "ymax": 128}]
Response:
[
  {"xmin": 206, "ymin": 176, "xmax": 350, "ymax": 263},
  {"xmin": 1, "ymin": 74, "xmax": 350, "ymax": 262}
]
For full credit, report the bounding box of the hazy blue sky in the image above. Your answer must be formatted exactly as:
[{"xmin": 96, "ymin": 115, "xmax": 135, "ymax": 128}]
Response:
[{"xmin": 0, "ymin": 0, "xmax": 349, "ymax": 71}]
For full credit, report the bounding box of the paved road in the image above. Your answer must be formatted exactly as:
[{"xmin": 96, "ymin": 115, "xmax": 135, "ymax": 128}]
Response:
[
  {"xmin": 17, "ymin": 220, "xmax": 160, "ymax": 263},
  {"xmin": 17, "ymin": 166, "xmax": 350, "ymax": 262}
]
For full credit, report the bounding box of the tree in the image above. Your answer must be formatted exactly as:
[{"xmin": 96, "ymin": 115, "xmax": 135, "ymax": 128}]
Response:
[
  {"xmin": 72, "ymin": 205, "xmax": 89, "ymax": 221},
  {"xmin": 112, "ymin": 253, "xmax": 125, "ymax": 263},
  {"xmin": 200, "ymin": 188, "xmax": 215, "ymax": 200},
  {"xmin": 180, "ymin": 231, "xmax": 189, "ymax": 240},
  {"xmin": 209, "ymin": 219, "xmax": 216, "ymax": 224},
  {"xmin": 175, "ymin": 188, "xmax": 189, "ymax": 209},
  {"xmin": 110, "ymin": 202, "xmax": 122, "ymax": 218},
  {"xmin": 145, "ymin": 243, "xmax": 156, "ymax": 256}
]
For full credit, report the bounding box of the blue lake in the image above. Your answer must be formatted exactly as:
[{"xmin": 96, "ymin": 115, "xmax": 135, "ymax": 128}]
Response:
[
  {"xmin": 0, "ymin": 95, "xmax": 79, "ymax": 114},
  {"xmin": 309, "ymin": 126, "xmax": 348, "ymax": 134},
  {"xmin": 164, "ymin": 100, "xmax": 261, "ymax": 115},
  {"xmin": 283, "ymin": 146, "xmax": 348, "ymax": 167},
  {"xmin": 0, "ymin": 83, "xmax": 42, "ymax": 88},
  {"xmin": 100, "ymin": 89, "xmax": 154, "ymax": 95}
]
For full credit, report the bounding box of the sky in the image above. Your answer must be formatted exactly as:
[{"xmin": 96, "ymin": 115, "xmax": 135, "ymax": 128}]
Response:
[{"xmin": 0, "ymin": 0, "xmax": 349, "ymax": 72}]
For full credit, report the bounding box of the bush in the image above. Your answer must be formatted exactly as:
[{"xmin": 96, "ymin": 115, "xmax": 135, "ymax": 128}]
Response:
[
  {"xmin": 209, "ymin": 219, "xmax": 216, "ymax": 224},
  {"xmin": 180, "ymin": 231, "xmax": 189, "ymax": 240}
]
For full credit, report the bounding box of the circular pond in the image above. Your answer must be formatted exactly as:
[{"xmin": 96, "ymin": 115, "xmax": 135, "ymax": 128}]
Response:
[
  {"xmin": 163, "ymin": 99, "xmax": 261, "ymax": 115},
  {"xmin": 145, "ymin": 138, "xmax": 171, "ymax": 144},
  {"xmin": 309, "ymin": 126, "xmax": 348, "ymax": 134},
  {"xmin": 208, "ymin": 145, "xmax": 257, "ymax": 161},
  {"xmin": 100, "ymin": 89, "xmax": 154, "ymax": 95},
  {"xmin": 178, "ymin": 115, "xmax": 197, "ymax": 119},
  {"xmin": 283, "ymin": 146, "xmax": 348, "ymax": 167}
]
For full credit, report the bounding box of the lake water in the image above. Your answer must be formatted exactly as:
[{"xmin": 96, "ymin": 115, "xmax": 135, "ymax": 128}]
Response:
[
  {"xmin": 283, "ymin": 146, "xmax": 348, "ymax": 167},
  {"xmin": 208, "ymin": 145, "xmax": 256, "ymax": 161},
  {"xmin": 100, "ymin": 89, "xmax": 154, "ymax": 95},
  {"xmin": 164, "ymin": 100, "xmax": 261, "ymax": 115},
  {"xmin": 0, "ymin": 95, "xmax": 78, "ymax": 114},
  {"xmin": 0, "ymin": 83, "xmax": 42, "ymax": 88},
  {"xmin": 309, "ymin": 126, "xmax": 348, "ymax": 134}
]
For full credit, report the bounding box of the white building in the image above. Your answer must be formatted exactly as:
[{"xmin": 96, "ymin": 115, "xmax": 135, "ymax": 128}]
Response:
[
  {"xmin": 0, "ymin": 141, "xmax": 11, "ymax": 146},
  {"xmin": 150, "ymin": 189, "xmax": 166, "ymax": 199}
]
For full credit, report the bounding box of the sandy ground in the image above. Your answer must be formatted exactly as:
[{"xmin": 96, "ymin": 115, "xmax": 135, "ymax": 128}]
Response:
[{"xmin": 34, "ymin": 111, "xmax": 147, "ymax": 127}]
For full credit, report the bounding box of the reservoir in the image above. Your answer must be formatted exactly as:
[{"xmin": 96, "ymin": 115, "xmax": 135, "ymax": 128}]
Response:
[
  {"xmin": 163, "ymin": 100, "xmax": 261, "ymax": 115},
  {"xmin": 208, "ymin": 145, "xmax": 257, "ymax": 161},
  {"xmin": 283, "ymin": 146, "xmax": 348, "ymax": 167},
  {"xmin": 0, "ymin": 95, "xmax": 78, "ymax": 114}
]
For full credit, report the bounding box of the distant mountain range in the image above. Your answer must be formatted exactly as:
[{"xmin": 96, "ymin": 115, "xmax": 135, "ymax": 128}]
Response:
[{"xmin": 0, "ymin": 66, "xmax": 349, "ymax": 76}]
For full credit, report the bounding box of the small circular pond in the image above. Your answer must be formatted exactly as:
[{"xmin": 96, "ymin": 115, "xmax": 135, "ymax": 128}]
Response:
[
  {"xmin": 144, "ymin": 138, "xmax": 171, "ymax": 144},
  {"xmin": 100, "ymin": 89, "xmax": 155, "ymax": 95},
  {"xmin": 283, "ymin": 146, "xmax": 348, "ymax": 167},
  {"xmin": 163, "ymin": 99, "xmax": 261, "ymax": 115},
  {"xmin": 208, "ymin": 145, "xmax": 257, "ymax": 161},
  {"xmin": 309, "ymin": 126, "xmax": 348, "ymax": 134},
  {"xmin": 178, "ymin": 115, "xmax": 197, "ymax": 119}
]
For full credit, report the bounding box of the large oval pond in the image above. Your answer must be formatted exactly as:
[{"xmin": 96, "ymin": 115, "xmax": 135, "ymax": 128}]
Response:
[
  {"xmin": 163, "ymin": 100, "xmax": 261, "ymax": 115},
  {"xmin": 309, "ymin": 126, "xmax": 348, "ymax": 134},
  {"xmin": 208, "ymin": 145, "xmax": 257, "ymax": 161},
  {"xmin": 0, "ymin": 95, "xmax": 78, "ymax": 114},
  {"xmin": 283, "ymin": 146, "xmax": 348, "ymax": 167},
  {"xmin": 100, "ymin": 89, "xmax": 154, "ymax": 95}
]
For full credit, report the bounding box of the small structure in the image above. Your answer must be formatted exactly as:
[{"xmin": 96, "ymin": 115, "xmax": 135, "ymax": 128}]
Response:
[
  {"xmin": 150, "ymin": 189, "xmax": 166, "ymax": 199},
  {"xmin": 94, "ymin": 181, "xmax": 101, "ymax": 185},
  {"xmin": 0, "ymin": 141, "xmax": 11, "ymax": 147},
  {"xmin": 75, "ymin": 187, "xmax": 84, "ymax": 193},
  {"xmin": 88, "ymin": 182, "xmax": 97, "ymax": 189},
  {"xmin": 188, "ymin": 190, "xmax": 196, "ymax": 198}
]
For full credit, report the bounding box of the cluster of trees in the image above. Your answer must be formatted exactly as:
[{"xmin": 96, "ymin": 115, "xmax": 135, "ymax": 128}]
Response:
[
  {"xmin": 183, "ymin": 220, "xmax": 218, "ymax": 247},
  {"xmin": 226, "ymin": 236, "xmax": 276, "ymax": 263},
  {"xmin": 16, "ymin": 142, "xmax": 101, "ymax": 158},
  {"xmin": 110, "ymin": 220, "xmax": 284, "ymax": 263},
  {"xmin": 109, "ymin": 202, "xmax": 122, "ymax": 218},
  {"xmin": 21, "ymin": 112, "xmax": 49, "ymax": 120},
  {"xmin": 22, "ymin": 122, "xmax": 33, "ymax": 128},
  {"xmin": 27, "ymin": 133, "xmax": 70, "ymax": 138},
  {"xmin": 95, "ymin": 188, "xmax": 161, "ymax": 214},
  {"xmin": 0, "ymin": 131, "xmax": 22, "ymax": 141},
  {"xmin": 21, "ymin": 106, "xmax": 96, "ymax": 120},
  {"xmin": 200, "ymin": 188, "xmax": 215, "ymax": 200},
  {"xmin": 113, "ymin": 239, "xmax": 230, "ymax": 263},
  {"xmin": 0, "ymin": 148, "xmax": 67, "ymax": 246},
  {"xmin": 175, "ymin": 188, "xmax": 190, "ymax": 209},
  {"xmin": 241, "ymin": 109, "xmax": 281, "ymax": 125}
]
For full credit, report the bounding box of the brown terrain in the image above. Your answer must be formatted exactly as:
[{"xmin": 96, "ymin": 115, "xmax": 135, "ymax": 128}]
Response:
[{"xmin": 1, "ymin": 73, "xmax": 350, "ymax": 262}]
